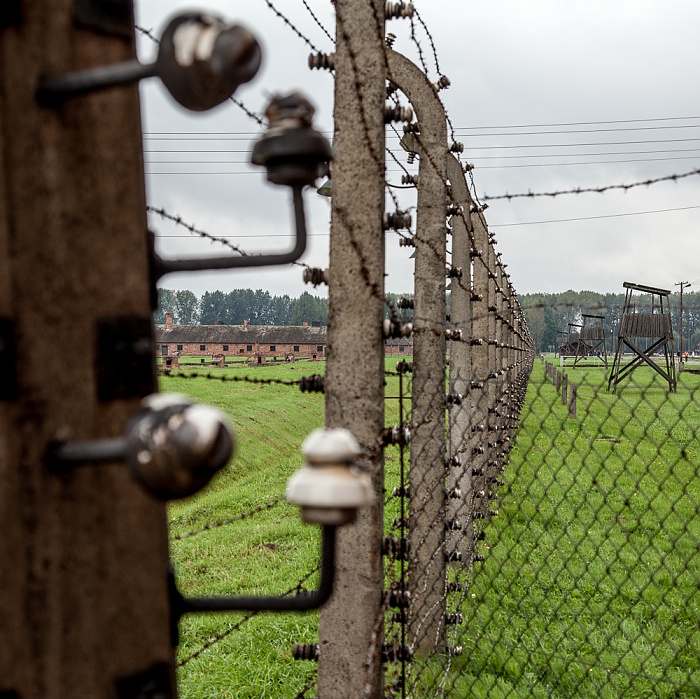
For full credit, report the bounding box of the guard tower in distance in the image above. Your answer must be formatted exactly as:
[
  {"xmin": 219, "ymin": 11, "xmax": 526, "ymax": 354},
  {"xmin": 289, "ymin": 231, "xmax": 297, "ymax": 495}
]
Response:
[
  {"xmin": 561, "ymin": 323, "xmax": 582, "ymax": 365},
  {"xmin": 608, "ymin": 282, "xmax": 676, "ymax": 393},
  {"xmin": 574, "ymin": 314, "xmax": 608, "ymax": 367}
]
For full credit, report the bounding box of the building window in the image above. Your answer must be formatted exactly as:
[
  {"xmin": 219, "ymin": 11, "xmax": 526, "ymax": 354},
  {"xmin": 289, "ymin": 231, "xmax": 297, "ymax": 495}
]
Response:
[
  {"xmin": 317, "ymin": 346, "xmax": 324, "ymax": 353},
  {"xmin": 239, "ymin": 348, "xmax": 244, "ymax": 353},
  {"xmin": 246, "ymin": 345, "xmax": 252, "ymax": 352},
  {"xmin": 399, "ymin": 345, "xmax": 406, "ymax": 353},
  {"xmin": 223, "ymin": 345, "xmax": 229, "ymax": 352},
  {"xmin": 270, "ymin": 345, "xmax": 276, "ymax": 352},
  {"xmin": 293, "ymin": 345, "xmax": 300, "ymax": 352},
  {"xmin": 161, "ymin": 345, "xmax": 168, "ymax": 356},
  {"xmin": 200, "ymin": 345, "xmax": 206, "ymax": 351},
  {"xmin": 177, "ymin": 344, "xmax": 182, "ymax": 351}
]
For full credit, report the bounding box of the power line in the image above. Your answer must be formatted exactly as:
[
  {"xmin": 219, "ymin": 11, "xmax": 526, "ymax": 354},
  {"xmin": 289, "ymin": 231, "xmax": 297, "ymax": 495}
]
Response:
[
  {"xmin": 454, "ymin": 124, "xmax": 700, "ymax": 137},
  {"xmin": 144, "ymin": 155, "xmax": 700, "ymax": 168},
  {"xmin": 141, "ymin": 115, "xmax": 700, "ymax": 137},
  {"xmin": 455, "ymin": 115, "xmax": 700, "ymax": 130},
  {"xmin": 449, "ymin": 136, "xmax": 700, "ymax": 151},
  {"xmin": 477, "ymin": 155, "xmax": 700, "ymax": 169},
  {"xmin": 490, "ymin": 204, "xmax": 700, "ymax": 228}
]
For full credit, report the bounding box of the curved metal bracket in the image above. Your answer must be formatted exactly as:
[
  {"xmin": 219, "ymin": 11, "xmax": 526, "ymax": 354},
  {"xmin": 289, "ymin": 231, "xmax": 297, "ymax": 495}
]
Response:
[
  {"xmin": 170, "ymin": 526, "xmax": 336, "ymax": 621},
  {"xmin": 155, "ymin": 185, "xmax": 308, "ymax": 277}
]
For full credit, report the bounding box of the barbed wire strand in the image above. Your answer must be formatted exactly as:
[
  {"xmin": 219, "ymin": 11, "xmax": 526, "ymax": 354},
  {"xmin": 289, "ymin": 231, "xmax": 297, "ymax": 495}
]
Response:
[
  {"xmin": 170, "ymin": 496, "xmax": 286, "ymax": 542},
  {"xmin": 261, "ymin": 0, "xmax": 321, "ymax": 53},
  {"xmin": 300, "ymin": 0, "xmax": 335, "ymax": 44},
  {"xmin": 482, "ymin": 166, "xmax": 700, "ymax": 201},
  {"xmin": 177, "ymin": 564, "xmax": 322, "ymax": 668},
  {"xmin": 147, "ymin": 206, "xmax": 250, "ymax": 256}
]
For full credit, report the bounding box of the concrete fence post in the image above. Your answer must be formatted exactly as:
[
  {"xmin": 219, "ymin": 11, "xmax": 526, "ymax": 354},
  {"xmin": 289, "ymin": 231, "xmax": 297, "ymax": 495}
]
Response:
[
  {"xmin": 445, "ymin": 153, "xmax": 474, "ymax": 564},
  {"xmin": 386, "ymin": 47, "xmax": 448, "ymax": 658},
  {"xmin": 470, "ymin": 211, "xmax": 490, "ymax": 520},
  {"xmin": 319, "ymin": 2, "xmax": 386, "ymax": 697}
]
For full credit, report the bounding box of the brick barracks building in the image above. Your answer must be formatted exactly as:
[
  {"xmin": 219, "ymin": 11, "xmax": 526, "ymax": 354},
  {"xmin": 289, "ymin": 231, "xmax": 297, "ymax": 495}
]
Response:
[{"xmin": 155, "ymin": 312, "xmax": 412, "ymax": 365}]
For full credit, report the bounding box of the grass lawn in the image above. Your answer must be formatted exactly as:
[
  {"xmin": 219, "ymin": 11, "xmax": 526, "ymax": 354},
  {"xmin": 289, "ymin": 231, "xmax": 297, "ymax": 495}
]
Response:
[
  {"xmin": 164, "ymin": 357, "xmax": 700, "ymax": 698},
  {"xmin": 434, "ymin": 359, "xmax": 700, "ymax": 698}
]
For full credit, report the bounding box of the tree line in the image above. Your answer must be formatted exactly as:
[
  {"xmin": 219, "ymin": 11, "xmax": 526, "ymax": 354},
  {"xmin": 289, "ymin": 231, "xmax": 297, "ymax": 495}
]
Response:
[
  {"xmin": 157, "ymin": 287, "xmax": 700, "ymax": 354},
  {"xmin": 521, "ymin": 289, "xmax": 700, "ymax": 354},
  {"xmin": 156, "ymin": 289, "xmax": 417, "ymax": 327}
]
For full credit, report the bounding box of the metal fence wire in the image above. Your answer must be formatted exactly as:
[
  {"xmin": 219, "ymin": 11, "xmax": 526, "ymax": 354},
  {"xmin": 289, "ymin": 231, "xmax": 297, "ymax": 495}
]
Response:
[{"xmin": 387, "ymin": 345, "xmax": 700, "ymax": 698}]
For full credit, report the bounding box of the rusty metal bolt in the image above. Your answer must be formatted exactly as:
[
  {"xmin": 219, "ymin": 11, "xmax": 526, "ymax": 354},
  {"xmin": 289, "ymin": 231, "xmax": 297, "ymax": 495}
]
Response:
[
  {"xmin": 385, "ymin": 1, "xmax": 415, "ymax": 19},
  {"xmin": 384, "ymin": 104, "xmax": 413, "ymax": 123},
  {"xmin": 432, "ymin": 75, "xmax": 451, "ymax": 91},
  {"xmin": 308, "ymin": 51, "xmax": 335, "ymax": 70},
  {"xmin": 384, "ymin": 210, "xmax": 412, "ymax": 230},
  {"xmin": 292, "ymin": 643, "xmax": 319, "ymax": 661},
  {"xmin": 383, "ymin": 319, "xmax": 413, "ymax": 339},
  {"xmin": 302, "ymin": 267, "xmax": 329, "ymax": 287}
]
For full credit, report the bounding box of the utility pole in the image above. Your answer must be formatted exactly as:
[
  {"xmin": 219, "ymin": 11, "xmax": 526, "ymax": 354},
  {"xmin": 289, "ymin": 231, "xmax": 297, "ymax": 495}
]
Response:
[
  {"xmin": 676, "ymin": 281, "xmax": 691, "ymax": 365},
  {"xmin": 1, "ymin": 2, "xmax": 175, "ymax": 696},
  {"xmin": 319, "ymin": 1, "xmax": 386, "ymax": 697}
]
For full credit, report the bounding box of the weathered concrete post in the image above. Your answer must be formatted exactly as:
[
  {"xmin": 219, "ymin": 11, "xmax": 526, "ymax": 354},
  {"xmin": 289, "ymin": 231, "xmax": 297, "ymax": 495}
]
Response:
[
  {"xmin": 445, "ymin": 154, "xmax": 474, "ymax": 563},
  {"xmin": 0, "ymin": 3, "xmax": 174, "ymax": 695},
  {"xmin": 319, "ymin": 2, "xmax": 386, "ymax": 697},
  {"xmin": 386, "ymin": 48, "xmax": 448, "ymax": 657},
  {"xmin": 485, "ymin": 232, "xmax": 500, "ymax": 491},
  {"xmin": 471, "ymin": 212, "xmax": 491, "ymax": 518}
]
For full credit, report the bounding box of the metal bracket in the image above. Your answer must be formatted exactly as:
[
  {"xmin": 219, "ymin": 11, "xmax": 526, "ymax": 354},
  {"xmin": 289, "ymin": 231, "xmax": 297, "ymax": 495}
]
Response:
[
  {"xmin": 114, "ymin": 662, "xmax": 174, "ymax": 699},
  {"xmin": 75, "ymin": 0, "xmax": 133, "ymax": 39},
  {"xmin": 95, "ymin": 316, "xmax": 155, "ymax": 401},
  {"xmin": 0, "ymin": 318, "xmax": 18, "ymax": 400}
]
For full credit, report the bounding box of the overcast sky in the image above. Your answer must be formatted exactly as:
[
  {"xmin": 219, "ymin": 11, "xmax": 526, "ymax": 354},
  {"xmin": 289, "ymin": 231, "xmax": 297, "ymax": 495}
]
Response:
[{"xmin": 136, "ymin": 1, "xmax": 700, "ymax": 301}]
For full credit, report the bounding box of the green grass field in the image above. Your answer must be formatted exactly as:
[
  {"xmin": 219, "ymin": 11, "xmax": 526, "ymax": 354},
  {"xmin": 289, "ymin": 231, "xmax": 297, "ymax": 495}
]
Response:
[{"xmin": 164, "ymin": 357, "xmax": 700, "ymax": 698}]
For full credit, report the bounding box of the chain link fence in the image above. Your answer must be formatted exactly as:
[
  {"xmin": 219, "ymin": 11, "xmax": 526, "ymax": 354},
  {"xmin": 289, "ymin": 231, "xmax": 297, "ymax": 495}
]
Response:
[{"xmin": 385, "ymin": 344, "xmax": 699, "ymax": 698}]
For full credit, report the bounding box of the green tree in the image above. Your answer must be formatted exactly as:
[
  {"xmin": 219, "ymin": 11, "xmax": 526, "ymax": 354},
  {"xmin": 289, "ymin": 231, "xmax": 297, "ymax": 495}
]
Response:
[
  {"xmin": 175, "ymin": 290, "xmax": 199, "ymax": 324},
  {"xmin": 199, "ymin": 290, "xmax": 228, "ymax": 325},
  {"xmin": 154, "ymin": 288, "xmax": 177, "ymax": 324}
]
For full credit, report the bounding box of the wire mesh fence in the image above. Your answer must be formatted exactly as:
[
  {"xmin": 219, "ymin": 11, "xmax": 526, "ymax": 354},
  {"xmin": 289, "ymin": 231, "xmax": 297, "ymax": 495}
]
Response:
[{"xmin": 391, "ymin": 346, "xmax": 700, "ymax": 698}]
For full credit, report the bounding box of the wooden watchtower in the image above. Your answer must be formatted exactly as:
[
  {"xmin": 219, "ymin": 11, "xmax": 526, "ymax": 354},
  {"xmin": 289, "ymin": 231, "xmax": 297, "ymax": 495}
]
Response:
[
  {"xmin": 608, "ymin": 282, "xmax": 676, "ymax": 393},
  {"xmin": 574, "ymin": 314, "xmax": 608, "ymax": 367}
]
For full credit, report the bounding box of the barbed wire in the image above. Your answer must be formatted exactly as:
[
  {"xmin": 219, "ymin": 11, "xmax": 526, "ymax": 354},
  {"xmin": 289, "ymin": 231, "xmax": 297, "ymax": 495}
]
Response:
[
  {"xmin": 177, "ymin": 564, "xmax": 322, "ymax": 668},
  {"xmin": 412, "ymin": 9, "xmax": 441, "ymax": 76},
  {"xmin": 408, "ymin": 15, "xmax": 429, "ymax": 76},
  {"xmin": 147, "ymin": 206, "xmax": 250, "ymax": 256},
  {"xmin": 169, "ymin": 496, "xmax": 286, "ymax": 542},
  {"xmin": 292, "ymin": 671, "xmax": 318, "ymax": 699},
  {"xmin": 159, "ymin": 370, "xmax": 325, "ymax": 392},
  {"xmin": 261, "ymin": 0, "xmax": 321, "ymax": 53},
  {"xmin": 482, "ymin": 166, "xmax": 700, "ymax": 201},
  {"xmin": 300, "ymin": 0, "xmax": 335, "ymax": 45}
]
